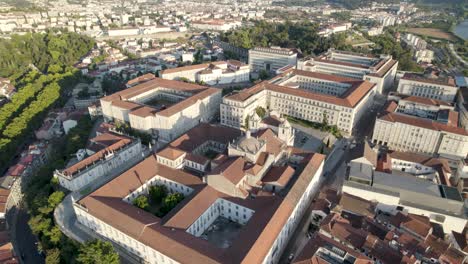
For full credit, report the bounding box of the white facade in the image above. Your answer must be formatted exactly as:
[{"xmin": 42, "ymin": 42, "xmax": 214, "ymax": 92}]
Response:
[
  {"xmin": 372, "ymin": 116, "xmax": 468, "ymax": 159},
  {"xmin": 263, "ymin": 161, "xmax": 324, "ymax": 264},
  {"xmin": 221, "ymin": 71, "xmax": 376, "ymax": 136},
  {"xmin": 298, "ymin": 49, "xmax": 398, "ymax": 94},
  {"xmin": 186, "ymin": 198, "xmax": 255, "ymax": 237},
  {"xmin": 55, "ymin": 139, "xmax": 142, "ymax": 191},
  {"xmin": 107, "ymin": 28, "xmax": 139, "ymax": 36},
  {"xmin": 191, "ymin": 20, "xmax": 241, "ymax": 32},
  {"xmin": 414, "ymin": 49, "xmax": 434, "ymax": 63},
  {"xmin": 160, "ymin": 61, "xmax": 250, "ymax": 86},
  {"xmin": 343, "ymin": 184, "xmax": 466, "ymax": 234},
  {"xmin": 397, "ymin": 76, "xmax": 459, "ymax": 103},
  {"xmin": 72, "ymin": 144, "xmax": 326, "ymax": 264},
  {"xmin": 74, "ymin": 206, "xmax": 180, "ymax": 264},
  {"xmin": 248, "ymin": 47, "xmax": 298, "ymax": 73},
  {"xmin": 101, "ymin": 78, "xmax": 222, "ymax": 143}
]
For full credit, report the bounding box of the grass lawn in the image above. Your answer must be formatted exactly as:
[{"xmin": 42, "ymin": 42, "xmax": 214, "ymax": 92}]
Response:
[
  {"xmin": 405, "ymin": 28, "xmax": 458, "ymax": 41},
  {"xmin": 346, "ymin": 33, "xmax": 371, "ymax": 45}
]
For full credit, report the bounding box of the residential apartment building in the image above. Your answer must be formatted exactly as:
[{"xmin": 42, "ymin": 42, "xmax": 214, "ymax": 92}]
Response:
[
  {"xmin": 414, "ymin": 49, "xmax": 434, "ymax": 63},
  {"xmin": 298, "ymin": 49, "xmax": 398, "ymax": 94},
  {"xmin": 397, "ymin": 73, "xmax": 459, "ymax": 103},
  {"xmin": 55, "ymin": 133, "xmax": 143, "ymax": 191},
  {"xmin": 100, "ymin": 77, "xmax": 222, "ymax": 143},
  {"xmin": 221, "ymin": 69, "xmax": 376, "ymax": 136},
  {"xmin": 372, "ymin": 99, "xmax": 467, "ymax": 160},
  {"xmin": 160, "ymin": 60, "xmax": 250, "ymax": 85},
  {"xmin": 73, "ymin": 122, "xmax": 325, "ymax": 264},
  {"xmin": 248, "ymin": 47, "xmax": 298, "ymax": 73}
]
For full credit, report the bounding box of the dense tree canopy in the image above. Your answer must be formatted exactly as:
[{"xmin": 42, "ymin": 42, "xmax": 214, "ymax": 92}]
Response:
[
  {"xmin": 220, "ymin": 21, "xmax": 351, "ymax": 56},
  {"xmin": 0, "ymin": 31, "xmax": 94, "ymax": 77},
  {"xmin": 0, "ymin": 31, "xmax": 94, "ymax": 171},
  {"xmin": 76, "ymin": 240, "xmax": 120, "ymax": 264},
  {"xmin": 369, "ymin": 32, "xmax": 423, "ymax": 72}
]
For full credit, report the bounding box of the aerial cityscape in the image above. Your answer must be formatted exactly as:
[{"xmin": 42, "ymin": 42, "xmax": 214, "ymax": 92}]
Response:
[{"xmin": 0, "ymin": 0, "xmax": 466, "ymax": 263}]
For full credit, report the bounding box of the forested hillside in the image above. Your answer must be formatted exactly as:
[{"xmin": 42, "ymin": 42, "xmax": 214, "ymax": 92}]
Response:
[
  {"xmin": 0, "ymin": 31, "xmax": 94, "ymax": 170},
  {"xmin": 0, "ymin": 31, "xmax": 94, "ymax": 77},
  {"xmin": 220, "ymin": 21, "xmax": 351, "ymax": 56}
]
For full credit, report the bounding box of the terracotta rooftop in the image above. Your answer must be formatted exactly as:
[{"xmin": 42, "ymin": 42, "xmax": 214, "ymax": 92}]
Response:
[
  {"xmin": 157, "ymin": 147, "xmax": 186, "ymax": 160},
  {"xmin": 338, "ymin": 192, "xmax": 376, "ymax": 218},
  {"xmin": 61, "ymin": 133, "xmax": 133, "ymax": 177},
  {"xmin": 401, "ymin": 73, "xmax": 457, "ymax": 87},
  {"xmin": 262, "ymin": 165, "xmax": 295, "ymax": 186},
  {"xmin": 226, "ymin": 70, "xmax": 376, "ymax": 108},
  {"xmin": 77, "ymin": 150, "xmax": 325, "ymax": 264},
  {"xmin": 126, "ymin": 73, "xmax": 155, "ymax": 86},
  {"xmin": 379, "ymin": 111, "xmax": 468, "ymax": 136},
  {"xmin": 101, "ymin": 77, "xmax": 220, "ymax": 118},
  {"xmin": 169, "ymin": 123, "xmax": 241, "ymax": 153},
  {"xmin": 294, "ymin": 233, "xmax": 371, "ymax": 264},
  {"xmin": 160, "ymin": 61, "xmax": 225, "ymax": 75},
  {"xmin": 400, "ymin": 95, "xmax": 453, "ymax": 107}
]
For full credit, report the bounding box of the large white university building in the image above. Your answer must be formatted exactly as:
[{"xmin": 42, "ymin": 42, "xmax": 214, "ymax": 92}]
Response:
[
  {"xmin": 372, "ymin": 98, "xmax": 468, "ymax": 160},
  {"xmin": 221, "ymin": 69, "xmax": 377, "ymax": 136},
  {"xmin": 298, "ymin": 49, "xmax": 398, "ymax": 94},
  {"xmin": 160, "ymin": 60, "xmax": 250, "ymax": 86},
  {"xmin": 73, "ymin": 122, "xmax": 326, "ymax": 264},
  {"xmin": 397, "ymin": 73, "xmax": 459, "ymax": 103},
  {"xmin": 100, "ymin": 77, "xmax": 222, "ymax": 143},
  {"xmin": 248, "ymin": 47, "xmax": 298, "ymax": 73}
]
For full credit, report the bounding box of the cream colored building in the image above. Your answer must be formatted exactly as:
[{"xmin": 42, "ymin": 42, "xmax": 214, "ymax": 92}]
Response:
[
  {"xmin": 100, "ymin": 77, "xmax": 222, "ymax": 143},
  {"xmin": 160, "ymin": 60, "xmax": 250, "ymax": 85},
  {"xmin": 397, "ymin": 73, "xmax": 459, "ymax": 103},
  {"xmin": 372, "ymin": 101, "xmax": 468, "ymax": 160},
  {"xmin": 298, "ymin": 49, "xmax": 398, "ymax": 94},
  {"xmin": 221, "ymin": 69, "xmax": 376, "ymax": 136},
  {"xmin": 191, "ymin": 19, "xmax": 241, "ymax": 32},
  {"xmin": 55, "ymin": 133, "xmax": 143, "ymax": 191},
  {"xmin": 248, "ymin": 47, "xmax": 298, "ymax": 73}
]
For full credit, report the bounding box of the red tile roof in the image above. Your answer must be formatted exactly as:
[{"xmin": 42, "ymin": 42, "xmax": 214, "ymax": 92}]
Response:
[
  {"xmin": 102, "ymin": 77, "xmax": 220, "ymax": 118},
  {"xmin": 225, "ymin": 70, "xmax": 376, "ymax": 108},
  {"xmin": 61, "ymin": 133, "xmax": 133, "ymax": 177},
  {"xmin": 77, "ymin": 150, "xmax": 326, "ymax": 264},
  {"xmin": 379, "ymin": 111, "xmax": 468, "ymax": 136},
  {"xmin": 402, "ymin": 73, "xmax": 456, "ymax": 87}
]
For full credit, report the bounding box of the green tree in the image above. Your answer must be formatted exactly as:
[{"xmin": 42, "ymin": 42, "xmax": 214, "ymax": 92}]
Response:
[
  {"xmin": 29, "ymin": 214, "xmax": 51, "ymax": 236},
  {"xmin": 76, "ymin": 240, "xmax": 119, "ymax": 264},
  {"xmin": 259, "ymin": 69, "xmax": 270, "ymax": 80},
  {"xmin": 149, "ymin": 185, "xmax": 167, "ymax": 203},
  {"xmin": 48, "ymin": 191, "xmax": 65, "ymax": 208},
  {"xmin": 45, "ymin": 248, "xmax": 61, "ymax": 264},
  {"xmin": 45, "ymin": 226, "xmax": 62, "ymax": 245},
  {"xmin": 133, "ymin": 195, "xmax": 150, "ymax": 211},
  {"xmin": 255, "ymin": 106, "xmax": 267, "ymax": 118},
  {"xmin": 163, "ymin": 193, "xmax": 184, "ymax": 210}
]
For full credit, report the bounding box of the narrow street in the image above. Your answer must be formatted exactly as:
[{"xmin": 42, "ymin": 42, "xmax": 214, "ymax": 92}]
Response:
[{"xmin": 12, "ymin": 208, "xmax": 44, "ymax": 264}]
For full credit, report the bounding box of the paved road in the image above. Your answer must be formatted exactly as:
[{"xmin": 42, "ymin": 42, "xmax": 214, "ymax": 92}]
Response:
[{"xmin": 14, "ymin": 208, "xmax": 44, "ymax": 264}]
